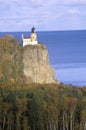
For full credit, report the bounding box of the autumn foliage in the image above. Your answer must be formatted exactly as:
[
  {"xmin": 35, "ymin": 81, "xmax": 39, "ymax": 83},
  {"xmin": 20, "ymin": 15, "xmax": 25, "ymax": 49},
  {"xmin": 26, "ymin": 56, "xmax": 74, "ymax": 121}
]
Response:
[
  {"xmin": 0, "ymin": 35, "xmax": 24, "ymax": 83},
  {"xmin": 0, "ymin": 83, "xmax": 86, "ymax": 130}
]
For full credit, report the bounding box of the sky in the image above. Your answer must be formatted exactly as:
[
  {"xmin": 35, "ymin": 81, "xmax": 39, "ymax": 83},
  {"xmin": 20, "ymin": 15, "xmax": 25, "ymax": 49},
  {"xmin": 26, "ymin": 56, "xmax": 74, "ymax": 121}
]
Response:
[{"xmin": 0, "ymin": 0, "xmax": 86, "ymax": 31}]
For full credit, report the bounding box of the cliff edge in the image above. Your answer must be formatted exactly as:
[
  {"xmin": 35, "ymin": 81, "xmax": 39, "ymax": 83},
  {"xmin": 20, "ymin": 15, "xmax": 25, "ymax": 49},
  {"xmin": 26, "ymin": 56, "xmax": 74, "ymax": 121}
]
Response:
[
  {"xmin": 0, "ymin": 35, "xmax": 58, "ymax": 84},
  {"xmin": 22, "ymin": 44, "xmax": 57, "ymax": 83}
]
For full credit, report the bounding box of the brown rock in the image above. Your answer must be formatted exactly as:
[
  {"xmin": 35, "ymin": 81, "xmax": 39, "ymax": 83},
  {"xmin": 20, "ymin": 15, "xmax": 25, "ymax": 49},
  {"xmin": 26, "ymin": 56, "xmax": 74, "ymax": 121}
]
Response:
[{"xmin": 22, "ymin": 44, "xmax": 58, "ymax": 83}]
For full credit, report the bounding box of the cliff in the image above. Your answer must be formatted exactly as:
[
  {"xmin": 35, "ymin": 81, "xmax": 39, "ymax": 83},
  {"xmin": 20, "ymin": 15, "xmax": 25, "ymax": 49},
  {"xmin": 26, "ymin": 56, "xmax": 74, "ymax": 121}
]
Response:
[
  {"xmin": 0, "ymin": 35, "xmax": 57, "ymax": 83},
  {"xmin": 22, "ymin": 44, "xmax": 57, "ymax": 83}
]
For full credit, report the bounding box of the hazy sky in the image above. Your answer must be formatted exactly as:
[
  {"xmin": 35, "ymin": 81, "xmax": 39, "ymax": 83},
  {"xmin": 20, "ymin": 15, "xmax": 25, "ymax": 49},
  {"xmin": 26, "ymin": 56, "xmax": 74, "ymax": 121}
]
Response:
[{"xmin": 0, "ymin": 0, "xmax": 86, "ymax": 31}]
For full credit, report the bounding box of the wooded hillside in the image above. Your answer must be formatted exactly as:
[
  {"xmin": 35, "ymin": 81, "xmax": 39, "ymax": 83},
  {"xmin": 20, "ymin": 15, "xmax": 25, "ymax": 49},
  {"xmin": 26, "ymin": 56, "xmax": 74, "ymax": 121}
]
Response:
[{"xmin": 0, "ymin": 83, "xmax": 86, "ymax": 130}]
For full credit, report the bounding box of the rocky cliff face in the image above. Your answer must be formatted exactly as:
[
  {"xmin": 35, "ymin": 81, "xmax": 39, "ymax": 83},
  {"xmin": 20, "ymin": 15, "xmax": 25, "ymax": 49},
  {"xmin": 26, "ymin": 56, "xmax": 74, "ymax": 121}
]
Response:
[
  {"xmin": 22, "ymin": 44, "xmax": 57, "ymax": 83},
  {"xmin": 0, "ymin": 35, "xmax": 57, "ymax": 83}
]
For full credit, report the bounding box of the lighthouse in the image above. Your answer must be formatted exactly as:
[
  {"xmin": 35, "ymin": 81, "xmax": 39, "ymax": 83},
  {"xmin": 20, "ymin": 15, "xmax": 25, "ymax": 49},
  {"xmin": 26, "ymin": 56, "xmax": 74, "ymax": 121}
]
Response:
[{"xmin": 22, "ymin": 27, "xmax": 38, "ymax": 47}]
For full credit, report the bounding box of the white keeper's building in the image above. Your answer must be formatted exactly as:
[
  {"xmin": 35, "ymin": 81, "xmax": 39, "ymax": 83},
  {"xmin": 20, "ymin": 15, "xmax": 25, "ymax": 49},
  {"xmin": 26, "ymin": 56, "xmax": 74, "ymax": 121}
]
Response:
[{"xmin": 22, "ymin": 27, "xmax": 38, "ymax": 47}]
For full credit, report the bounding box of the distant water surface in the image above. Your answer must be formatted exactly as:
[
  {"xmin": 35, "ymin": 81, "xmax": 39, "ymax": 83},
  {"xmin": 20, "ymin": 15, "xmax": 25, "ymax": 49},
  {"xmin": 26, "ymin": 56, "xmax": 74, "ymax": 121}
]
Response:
[{"xmin": 0, "ymin": 30, "xmax": 86, "ymax": 86}]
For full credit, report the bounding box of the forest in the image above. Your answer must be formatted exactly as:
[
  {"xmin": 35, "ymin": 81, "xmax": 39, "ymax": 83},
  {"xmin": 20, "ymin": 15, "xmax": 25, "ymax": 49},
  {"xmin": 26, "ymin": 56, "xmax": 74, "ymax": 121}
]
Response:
[{"xmin": 0, "ymin": 82, "xmax": 86, "ymax": 130}]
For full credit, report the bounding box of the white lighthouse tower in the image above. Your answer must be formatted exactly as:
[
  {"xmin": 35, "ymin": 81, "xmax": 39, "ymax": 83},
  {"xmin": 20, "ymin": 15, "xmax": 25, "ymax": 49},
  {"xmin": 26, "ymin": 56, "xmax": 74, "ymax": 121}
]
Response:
[{"xmin": 22, "ymin": 27, "xmax": 38, "ymax": 47}]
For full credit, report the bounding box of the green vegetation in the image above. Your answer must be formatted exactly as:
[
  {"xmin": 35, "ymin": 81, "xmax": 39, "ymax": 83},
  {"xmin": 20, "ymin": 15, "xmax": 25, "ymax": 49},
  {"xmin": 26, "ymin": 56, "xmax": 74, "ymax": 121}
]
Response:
[
  {"xmin": 0, "ymin": 35, "xmax": 24, "ymax": 83},
  {"xmin": 0, "ymin": 83, "xmax": 86, "ymax": 130}
]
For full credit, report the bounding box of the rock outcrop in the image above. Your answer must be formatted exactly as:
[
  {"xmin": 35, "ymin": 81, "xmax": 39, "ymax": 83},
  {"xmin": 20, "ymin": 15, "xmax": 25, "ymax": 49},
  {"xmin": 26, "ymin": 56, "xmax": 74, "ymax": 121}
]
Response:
[
  {"xmin": 0, "ymin": 35, "xmax": 57, "ymax": 83},
  {"xmin": 22, "ymin": 44, "xmax": 57, "ymax": 83}
]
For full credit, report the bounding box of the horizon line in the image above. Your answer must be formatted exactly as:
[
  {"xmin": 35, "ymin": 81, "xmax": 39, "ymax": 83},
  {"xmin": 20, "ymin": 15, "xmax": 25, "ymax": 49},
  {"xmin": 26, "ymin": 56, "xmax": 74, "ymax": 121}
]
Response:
[{"xmin": 0, "ymin": 29, "xmax": 86, "ymax": 33}]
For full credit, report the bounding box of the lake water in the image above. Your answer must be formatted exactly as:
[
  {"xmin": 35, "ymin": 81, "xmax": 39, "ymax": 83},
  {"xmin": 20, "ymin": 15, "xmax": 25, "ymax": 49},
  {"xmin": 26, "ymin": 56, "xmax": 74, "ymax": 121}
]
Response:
[{"xmin": 0, "ymin": 30, "xmax": 86, "ymax": 86}]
